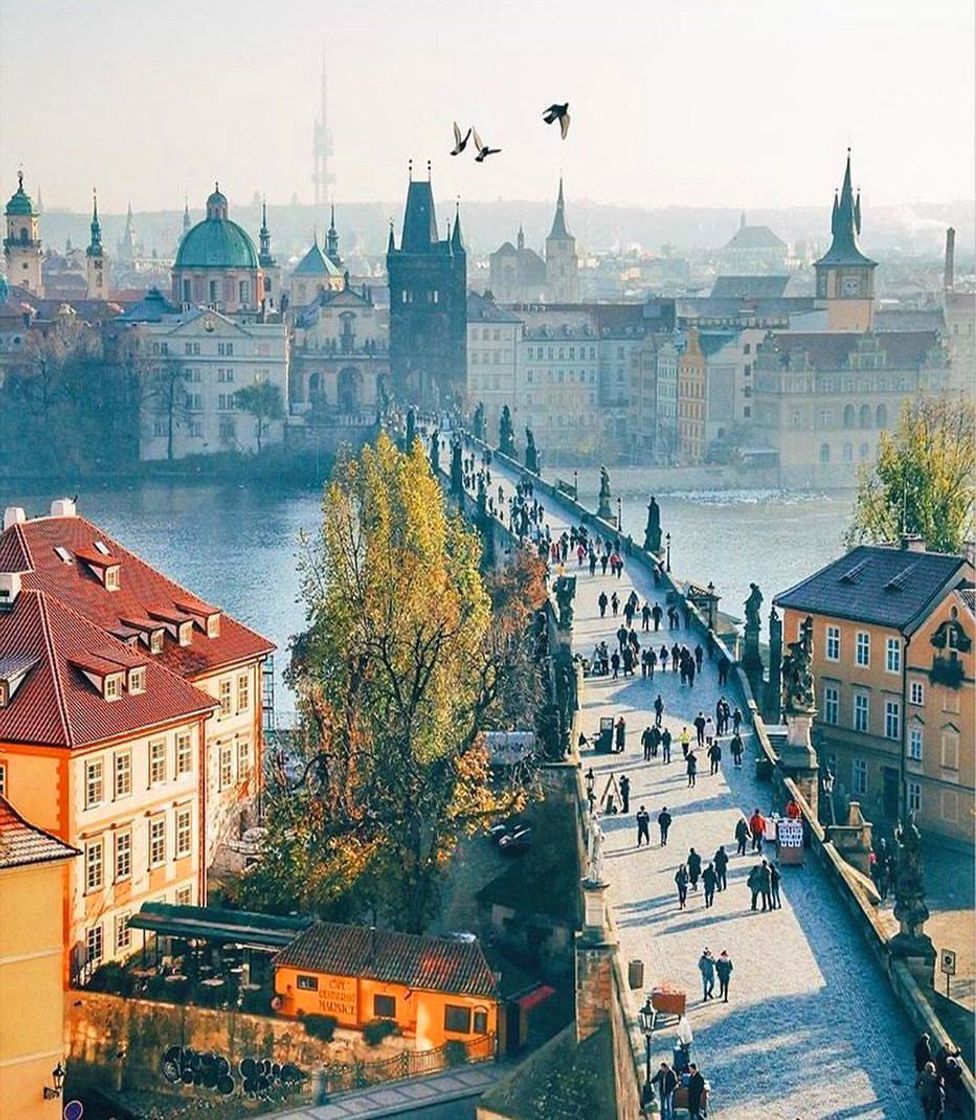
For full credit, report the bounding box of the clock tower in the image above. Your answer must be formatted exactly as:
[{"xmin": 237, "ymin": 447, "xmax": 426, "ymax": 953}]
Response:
[
  {"xmin": 813, "ymin": 150, "xmax": 876, "ymax": 331},
  {"xmin": 85, "ymin": 188, "xmax": 108, "ymax": 300},
  {"xmin": 3, "ymin": 171, "xmax": 44, "ymax": 296}
]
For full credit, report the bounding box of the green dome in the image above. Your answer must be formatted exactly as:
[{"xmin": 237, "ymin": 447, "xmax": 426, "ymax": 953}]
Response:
[
  {"xmin": 175, "ymin": 217, "xmax": 259, "ymax": 270},
  {"xmin": 5, "ymin": 173, "xmax": 35, "ymax": 217}
]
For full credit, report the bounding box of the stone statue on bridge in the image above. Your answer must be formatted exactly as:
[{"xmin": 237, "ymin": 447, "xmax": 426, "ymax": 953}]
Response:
[
  {"xmin": 405, "ymin": 407, "xmax": 416, "ymax": 451},
  {"xmin": 782, "ymin": 614, "xmax": 816, "ymax": 714},
  {"xmin": 525, "ymin": 427, "xmax": 540, "ymax": 474},
  {"xmin": 586, "ymin": 817, "xmax": 605, "ymax": 885},
  {"xmin": 644, "ymin": 495, "xmax": 662, "ymax": 554},
  {"xmin": 597, "ymin": 466, "xmax": 613, "ymax": 520},
  {"xmin": 450, "ymin": 437, "xmax": 463, "ymax": 497},
  {"xmin": 429, "ymin": 428, "xmax": 441, "ymax": 475},
  {"xmin": 472, "ymin": 402, "xmax": 486, "ymax": 441},
  {"xmin": 554, "ymin": 574, "xmax": 576, "ymax": 631},
  {"xmin": 745, "ymin": 583, "xmax": 764, "ymax": 631},
  {"xmin": 499, "ymin": 405, "xmax": 516, "ymax": 458},
  {"xmin": 891, "ymin": 812, "xmax": 933, "ymax": 958}
]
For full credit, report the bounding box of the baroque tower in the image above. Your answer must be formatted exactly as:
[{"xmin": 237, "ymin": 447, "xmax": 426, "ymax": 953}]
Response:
[
  {"xmin": 85, "ymin": 188, "xmax": 107, "ymax": 299},
  {"xmin": 258, "ymin": 198, "xmax": 280, "ymax": 310},
  {"xmin": 545, "ymin": 178, "xmax": 579, "ymax": 303},
  {"xmin": 387, "ymin": 164, "xmax": 467, "ymax": 404},
  {"xmin": 3, "ymin": 171, "xmax": 44, "ymax": 295},
  {"xmin": 813, "ymin": 150, "xmax": 877, "ymax": 331}
]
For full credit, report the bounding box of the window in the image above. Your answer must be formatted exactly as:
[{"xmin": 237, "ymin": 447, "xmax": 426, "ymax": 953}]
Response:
[
  {"xmin": 296, "ymin": 974, "xmax": 319, "ymax": 991},
  {"xmin": 115, "ymin": 830, "xmax": 131, "ymax": 881},
  {"xmin": 176, "ymin": 807, "xmax": 192, "ymax": 858},
  {"xmin": 85, "ymin": 758, "xmax": 104, "ymax": 809},
  {"xmin": 150, "ymin": 630, "xmax": 164, "ymax": 654},
  {"xmin": 907, "ymin": 781, "xmax": 921, "ymax": 813},
  {"xmin": 237, "ymin": 672, "xmax": 250, "ymax": 713},
  {"xmin": 855, "ymin": 632, "xmax": 870, "ymax": 667},
  {"xmin": 823, "ymin": 684, "xmax": 839, "ymax": 725},
  {"xmin": 149, "ymin": 738, "xmax": 166, "ymax": 784},
  {"xmin": 819, "ymin": 443, "xmax": 830, "ymax": 464},
  {"xmin": 473, "ymin": 1009, "xmax": 489, "ymax": 1034},
  {"xmin": 175, "ymin": 886, "xmax": 193, "ymax": 906},
  {"xmin": 825, "ymin": 626, "xmax": 840, "ymax": 662},
  {"xmin": 0, "ymin": 762, "xmax": 5, "ymax": 797},
  {"xmin": 444, "ymin": 1005, "xmax": 472, "ymax": 1033},
  {"xmin": 373, "ymin": 994, "xmax": 396, "ymax": 1019},
  {"xmin": 86, "ymin": 924, "xmax": 103, "ymax": 967},
  {"xmin": 220, "ymin": 743, "xmax": 233, "ymax": 789},
  {"xmin": 149, "ymin": 816, "xmax": 166, "ymax": 866},
  {"xmin": 854, "ymin": 691, "xmax": 869, "ymax": 733},
  {"xmin": 885, "ymin": 638, "xmax": 901, "ymax": 674},
  {"xmin": 114, "ymin": 751, "xmax": 131, "ymax": 799},
  {"xmin": 115, "ymin": 912, "xmax": 132, "ymax": 954},
  {"xmin": 207, "ymin": 615, "xmax": 221, "ymax": 639},
  {"xmin": 219, "ymin": 679, "xmax": 232, "ymax": 716},
  {"xmin": 909, "ymin": 727, "xmax": 924, "ymax": 761},
  {"xmin": 178, "ymin": 621, "xmax": 193, "ymax": 647},
  {"xmin": 941, "ymin": 729, "xmax": 959, "ymax": 771},
  {"xmin": 238, "ymin": 739, "xmax": 251, "ymax": 779},
  {"xmin": 104, "ymin": 674, "xmax": 122, "ymax": 701},
  {"xmin": 941, "ymin": 789, "xmax": 958, "ymax": 822},
  {"xmin": 942, "ymin": 687, "xmax": 960, "ymax": 715},
  {"xmin": 85, "ymin": 839, "xmax": 103, "ymax": 892},
  {"xmin": 105, "ymin": 566, "xmax": 121, "ymax": 591},
  {"xmin": 176, "ymin": 732, "xmax": 193, "ymax": 775},
  {"xmin": 884, "ymin": 698, "xmax": 901, "ymax": 740},
  {"xmin": 910, "ymin": 681, "xmax": 924, "ymax": 706},
  {"xmin": 128, "ymin": 667, "xmax": 145, "ymax": 694},
  {"xmin": 852, "ymin": 758, "xmax": 868, "ymax": 795}
]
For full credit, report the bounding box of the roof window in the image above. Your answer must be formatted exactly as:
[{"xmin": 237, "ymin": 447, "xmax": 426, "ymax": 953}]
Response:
[
  {"xmin": 94, "ymin": 541, "xmax": 111, "ymax": 555},
  {"xmin": 838, "ymin": 559, "xmax": 868, "ymax": 584},
  {"xmin": 54, "ymin": 546, "xmax": 73, "ymax": 564},
  {"xmin": 128, "ymin": 666, "xmax": 146, "ymax": 694}
]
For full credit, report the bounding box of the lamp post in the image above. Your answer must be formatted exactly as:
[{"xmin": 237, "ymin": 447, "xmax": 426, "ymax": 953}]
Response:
[
  {"xmin": 585, "ymin": 767, "xmax": 595, "ymax": 813},
  {"xmin": 43, "ymin": 1061, "xmax": 65, "ymax": 1100},
  {"xmin": 616, "ymin": 496, "xmax": 622, "ymax": 532},
  {"xmin": 665, "ymin": 532, "xmax": 672, "ymax": 573},
  {"xmin": 707, "ymin": 581, "xmax": 716, "ymax": 630},
  {"xmin": 638, "ymin": 997, "xmax": 655, "ymax": 1106},
  {"xmin": 573, "ymin": 469, "xmax": 579, "ymax": 502}
]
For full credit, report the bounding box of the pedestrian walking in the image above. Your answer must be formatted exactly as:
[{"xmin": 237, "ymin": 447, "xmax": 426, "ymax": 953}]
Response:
[
  {"xmin": 694, "ymin": 712, "xmax": 706, "ymax": 747},
  {"xmin": 702, "ymin": 863, "xmax": 717, "ymax": 908},
  {"xmin": 658, "ymin": 806, "xmax": 672, "ymax": 846},
  {"xmin": 619, "ymin": 774, "xmax": 631, "ymax": 813},
  {"xmin": 687, "ymin": 1064, "xmax": 707, "ymax": 1120},
  {"xmin": 600, "ymin": 552, "xmax": 609, "ymax": 575},
  {"xmin": 730, "ymin": 731, "xmax": 744, "ymax": 768},
  {"xmin": 713, "ymin": 846, "xmax": 729, "ymax": 890},
  {"xmin": 675, "ymin": 864, "xmax": 689, "ymax": 909},
  {"xmin": 598, "ymin": 591, "xmax": 608, "ymax": 618},
  {"xmin": 641, "ymin": 602, "xmax": 652, "ymax": 631},
  {"xmin": 704, "ymin": 716, "xmax": 715, "ymax": 745},
  {"xmin": 686, "ymin": 750, "xmax": 697, "ymax": 788},
  {"xmin": 697, "ymin": 948, "xmax": 715, "ymax": 1000},
  {"xmin": 735, "ymin": 817, "xmax": 750, "ymax": 856},
  {"xmin": 611, "ymin": 650, "xmax": 620, "ymax": 679},
  {"xmin": 642, "ymin": 726, "xmax": 654, "ymax": 762},
  {"xmin": 715, "ymin": 950, "xmax": 733, "ymax": 1002},
  {"xmin": 679, "ymin": 727, "xmax": 691, "ymax": 757},
  {"xmin": 747, "ymin": 863, "xmax": 763, "ymax": 911},
  {"xmin": 636, "ymin": 806, "xmax": 651, "ymax": 847},
  {"xmin": 660, "ymin": 644, "xmax": 669, "ymax": 672},
  {"xmin": 694, "ymin": 644, "xmax": 704, "ymax": 672},
  {"xmin": 749, "ymin": 808, "xmax": 766, "ymax": 853},
  {"xmin": 611, "ymin": 591, "xmax": 619, "ymax": 615},
  {"xmin": 770, "ymin": 861, "xmax": 782, "ymax": 908},
  {"xmin": 718, "ymin": 655, "xmax": 730, "ymax": 685},
  {"xmin": 615, "ymin": 717, "xmax": 626, "ymax": 752},
  {"xmin": 654, "ymin": 695, "xmax": 665, "ymax": 727},
  {"xmin": 661, "ymin": 727, "xmax": 672, "ymax": 764},
  {"xmin": 650, "ymin": 1062, "xmax": 678, "ymax": 1120},
  {"xmin": 707, "ymin": 740, "xmax": 722, "ymax": 775},
  {"xmin": 759, "ymin": 859, "xmax": 773, "ymax": 912},
  {"xmin": 732, "ymin": 706, "xmax": 743, "ymax": 733},
  {"xmin": 652, "ymin": 602, "xmax": 663, "ymax": 631},
  {"xmin": 687, "ymin": 847, "xmax": 702, "ymax": 891}
]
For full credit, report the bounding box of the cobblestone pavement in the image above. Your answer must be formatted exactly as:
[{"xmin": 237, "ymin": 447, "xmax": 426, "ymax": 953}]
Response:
[{"xmin": 472, "ymin": 458, "xmax": 920, "ymax": 1120}]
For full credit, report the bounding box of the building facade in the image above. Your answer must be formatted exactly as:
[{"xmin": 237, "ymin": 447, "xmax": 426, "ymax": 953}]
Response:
[
  {"xmin": 719, "ymin": 212, "xmax": 790, "ymax": 274},
  {"xmin": 775, "ymin": 543, "xmax": 974, "ymax": 845},
  {"xmin": 387, "ymin": 170, "xmax": 467, "ymax": 405},
  {"xmin": 488, "ymin": 227, "xmax": 547, "ymax": 306},
  {"xmin": 465, "ymin": 292, "xmax": 521, "ymax": 444},
  {"xmin": 4, "ymin": 172, "xmax": 44, "ymax": 296}
]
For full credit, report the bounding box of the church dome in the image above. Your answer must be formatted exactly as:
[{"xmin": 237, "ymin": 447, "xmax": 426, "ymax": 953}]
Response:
[
  {"xmin": 174, "ymin": 185, "xmax": 258, "ymax": 270},
  {"xmin": 5, "ymin": 172, "xmax": 36, "ymax": 217}
]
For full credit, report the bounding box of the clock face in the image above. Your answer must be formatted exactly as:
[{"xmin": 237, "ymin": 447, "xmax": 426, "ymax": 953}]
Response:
[{"xmin": 842, "ymin": 274, "xmax": 863, "ymax": 297}]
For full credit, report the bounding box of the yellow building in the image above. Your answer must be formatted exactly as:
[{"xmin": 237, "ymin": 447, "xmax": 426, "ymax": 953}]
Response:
[
  {"xmin": 0, "ymin": 795, "xmax": 77, "ymax": 1120},
  {"xmin": 775, "ymin": 542, "xmax": 974, "ymax": 845},
  {"xmin": 274, "ymin": 922, "xmax": 499, "ymax": 1051}
]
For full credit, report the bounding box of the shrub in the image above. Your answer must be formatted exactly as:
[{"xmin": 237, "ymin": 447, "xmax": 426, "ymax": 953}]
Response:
[
  {"xmin": 304, "ymin": 1014, "xmax": 338, "ymax": 1042},
  {"xmin": 362, "ymin": 1018, "xmax": 399, "ymax": 1047},
  {"xmin": 444, "ymin": 1040, "xmax": 468, "ymax": 1067},
  {"xmin": 86, "ymin": 962, "xmax": 135, "ymax": 997}
]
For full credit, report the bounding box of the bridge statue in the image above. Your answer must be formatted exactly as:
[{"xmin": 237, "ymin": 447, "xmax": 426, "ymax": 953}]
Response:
[
  {"xmin": 782, "ymin": 614, "xmax": 815, "ymax": 714},
  {"xmin": 450, "ymin": 437, "xmax": 463, "ymax": 497},
  {"xmin": 525, "ymin": 427, "xmax": 540, "ymax": 474},
  {"xmin": 585, "ymin": 817, "xmax": 605, "ymax": 885},
  {"xmin": 472, "ymin": 401, "xmax": 486, "ymax": 441},
  {"xmin": 405, "ymin": 407, "xmax": 416, "ymax": 451},
  {"xmin": 892, "ymin": 812, "xmax": 931, "ymax": 942},
  {"xmin": 499, "ymin": 405, "xmax": 516, "ymax": 458},
  {"xmin": 429, "ymin": 428, "xmax": 440, "ymax": 475},
  {"xmin": 643, "ymin": 495, "xmax": 662, "ymax": 554},
  {"xmin": 554, "ymin": 574, "xmax": 576, "ymax": 631},
  {"xmin": 744, "ymin": 583, "xmax": 764, "ymax": 631},
  {"xmin": 597, "ymin": 466, "xmax": 612, "ymax": 520}
]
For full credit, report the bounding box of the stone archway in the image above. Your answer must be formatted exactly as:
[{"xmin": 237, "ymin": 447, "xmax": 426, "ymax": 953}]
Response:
[{"xmin": 337, "ymin": 366, "xmax": 362, "ymax": 413}]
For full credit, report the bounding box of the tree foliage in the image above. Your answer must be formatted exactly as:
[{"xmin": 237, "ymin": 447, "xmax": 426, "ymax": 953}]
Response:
[
  {"xmin": 234, "ymin": 381, "xmax": 284, "ymax": 453},
  {"xmin": 239, "ymin": 433, "xmax": 545, "ymax": 931},
  {"xmin": 846, "ymin": 395, "xmax": 975, "ymax": 554}
]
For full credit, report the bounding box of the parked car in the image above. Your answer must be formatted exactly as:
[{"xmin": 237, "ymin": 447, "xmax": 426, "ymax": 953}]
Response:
[
  {"xmin": 498, "ymin": 824, "xmax": 532, "ymax": 856},
  {"xmin": 488, "ymin": 817, "xmax": 525, "ymax": 845}
]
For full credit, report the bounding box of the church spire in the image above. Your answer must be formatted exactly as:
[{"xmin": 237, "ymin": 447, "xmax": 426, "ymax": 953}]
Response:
[
  {"xmin": 326, "ymin": 202, "xmax": 340, "ymax": 264},
  {"xmin": 182, "ymin": 192, "xmax": 192, "ymax": 234},
  {"xmin": 258, "ymin": 197, "xmax": 275, "ymax": 267},
  {"xmin": 88, "ymin": 188, "xmax": 102, "ymax": 254},
  {"xmin": 817, "ymin": 148, "xmax": 874, "ymax": 267},
  {"xmin": 451, "ymin": 200, "xmax": 464, "ymax": 252},
  {"xmin": 387, "ymin": 219, "xmax": 396, "ymax": 253},
  {"xmin": 548, "ymin": 177, "xmax": 571, "ymax": 240}
]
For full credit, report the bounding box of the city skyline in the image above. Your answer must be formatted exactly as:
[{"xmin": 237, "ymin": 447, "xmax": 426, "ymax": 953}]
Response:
[{"xmin": 0, "ymin": 0, "xmax": 973, "ymax": 214}]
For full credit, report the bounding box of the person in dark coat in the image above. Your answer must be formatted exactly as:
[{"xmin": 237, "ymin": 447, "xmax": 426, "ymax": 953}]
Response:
[
  {"xmin": 702, "ymin": 863, "xmax": 717, "ymax": 908},
  {"xmin": 770, "ymin": 861, "xmax": 782, "ymax": 908},
  {"xmin": 642, "ymin": 726, "xmax": 655, "ymax": 762},
  {"xmin": 598, "ymin": 590, "xmax": 608, "ymax": 618},
  {"xmin": 652, "ymin": 602, "xmax": 663, "ymax": 631},
  {"xmin": 654, "ymin": 694, "xmax": 665, "ymax": 727},
  {"xmin": 687, "ymin": 848, "xmax": 702, "ymax": 891},
  {"xmin": 735, "ymin": 817, "xmax": 750, "ymax": 856},
  {"xmin": 615, "ymin": 717, "xmax": 626, "ymax": 752},
  {"xmin": 759, "ymin": 859, "xmax": 773, "ymax": 912},
  {"xmin": 686, "ymin": 750, "xmax": 698, "ymax": 788},
  {"xmin": 658, "ymin": 807, "xmax": 672, "ymax": 846},
  {"xmin": 693, "ymin": 712, "xmax": 706, "ymax": 746},
  {"xmin": 747, "ymin": 864, "xmax": 763, "ymax": 911},
  {"xmin": 730, "ymin": 731, "xmax": 744, "ymax": 767},
  {"xmin": 715, "ymin": 950, "xmax": 733, "ymax": 1002},
  {"xmin": 650, "ymin": 1062, "xmax": 678, "ymax": 1120},
  {"xmin": 619, "ymin": 774, "xmax": 631, "ymax": 813},
  {"xmin": 697, "ymin": 949, "xmax": 715, "ymax": 999},
  {"xmin": 610, "ymin": 650, "xmax": 620, "ymax": 679},
  {"xmin": 661, "ymin": 727, "xmax": 672, "ymax": 764},
  {"xmin": 694, "ymin": 644, "xmax": 704, "ymax": 672},
  {"xmin": 914, "ymin": 1033, "xmax": 933, "ymax": 1073},
  {"xmin": 707, "ymin": 740, "xmax": 722, "ymax": 776},
  {"xmin": 713, "ymin": 846, "xmax": 729, "ymax": 890},
  {"xmin": 674, "ymin": 864, "xmax": 689, "ymax": 909},
  {"xmin": 687, "ymin": 1064, "xmax": 706, "ymax": 1120},
  {"xmin": 718, "ymin": 655, "xmax": 730, "ymax": 685},
  {"xmin": 636, "ymin": 806, "xmax": 650, "ymax": 847}
]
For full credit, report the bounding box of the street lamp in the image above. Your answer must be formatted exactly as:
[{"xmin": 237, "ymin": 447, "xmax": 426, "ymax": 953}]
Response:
[
  {"xmin": 638, "ymin": 997, "xmax": 655, "ymax": 1106},
  {"xmin": 43, "ymin": 1061, "xmax": 65, "ymax": 1100},
  {"xmin": 585, "ymin": 768, "xmax": 595, "ymax": 811},
  {"xmin": 573, "ymin": 469, "xmax": 579, "ymax": 502},
  {"xmin": 707, "ymin": 581, "xmax": 716, "ymax": 630},
  {"xmin": 665, "ymin": 532, "xmax": 672, "ymax": 573},
  {"xmin": 616, "ymin": 496, "xmax": 622, "ymax": 532}
]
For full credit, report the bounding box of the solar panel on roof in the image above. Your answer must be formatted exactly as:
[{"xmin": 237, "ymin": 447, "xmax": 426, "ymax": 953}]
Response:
[
  {"xmin": 838, "ymin": 559, "xmax": 868, "ymax": 583},
  {"xmin": 885, "ymin": 564, "xmax": 917, "ymax": 591}
]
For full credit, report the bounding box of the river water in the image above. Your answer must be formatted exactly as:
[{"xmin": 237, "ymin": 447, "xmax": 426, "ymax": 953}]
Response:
[{"xmin": 5, "ymin": 477, "xmax": 854, "ymax": 718}]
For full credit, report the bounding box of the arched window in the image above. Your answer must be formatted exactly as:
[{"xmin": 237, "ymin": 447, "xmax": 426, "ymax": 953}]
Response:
[
  {"xmin": 819, "ymin": 443, "xmax": 831, "ymax": 464},
  {"xmin": 19, "ymin": 227, "xmax": 28, "ymax": 244},
  {"xmin": 308, "ymin": 372, "xmax": 321, "ymax": 393},
  {"xmin": 843, "ymin": 443, "xmax": 854, "ymax": 462},
  {"xmin": 875, "ymin": 403, "xmax": 887, "ymax": 428},
  {"xmin": 859, "ymin": 404, "xmax": 871, "ymax": 428},
  {"xmin": 843, "ymin": 404, "xmax": 855, "ymax": 428},
  {"xmin": 859, "ymin": 443, "xmax": 870, "ymax": 460}
]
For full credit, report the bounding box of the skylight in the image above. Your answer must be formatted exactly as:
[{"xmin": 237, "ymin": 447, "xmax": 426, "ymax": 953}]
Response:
[
  {"xmin": 838, "ymin": 559, "xmax": 868, "ymax": 584},
  {"xmin": 54, "ymin": 546, "xmax": 73, "ymax": 564},
  {"xmin": 94, "ymin": 541, "xmax": 110, "ymax": 555},
  {"xmin": 885, "ymin": 564, "xmax": 917, "ymax": 591}
]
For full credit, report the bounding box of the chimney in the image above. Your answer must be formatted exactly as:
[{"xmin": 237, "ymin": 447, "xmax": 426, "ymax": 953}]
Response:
[
  {"xmin": 0, "ymin": 572, "xmax": 21, "ymax": 609},
  {"xmin": 3, "ymin": 507, "xmax": 26, "ymax": 531},
  {"xmin": 944, "ymin": 227, "xmax": 955, "ymax": 292},
  {"xmin": 900, "ymin": 534, "xmax": 927, "ymax": 553},
  {"xmin": 50, "ymin": 498, "xmax": 77, "ymax": 518}
]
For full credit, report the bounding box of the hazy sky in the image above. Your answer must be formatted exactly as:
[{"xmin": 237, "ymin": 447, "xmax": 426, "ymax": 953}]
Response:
[{"xmin": 1, "ymin": 0, "xmax": 972, "ymax": 215}]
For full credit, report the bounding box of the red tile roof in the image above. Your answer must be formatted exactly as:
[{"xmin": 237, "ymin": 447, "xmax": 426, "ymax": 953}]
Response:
[
  {"xmin": 0, "ymin": 589, "xmax": 217, "ymax": 749},
  {"xmin": 0, "ymin": 795, "xmax": 79, "ymax": 869},
  {"xmin": 0, "ymin": 513, "xmax": 274, "ymax": 678},
  {"xmin": 274, "ymin": 922, "xmax": 499, "ymax": 999}
]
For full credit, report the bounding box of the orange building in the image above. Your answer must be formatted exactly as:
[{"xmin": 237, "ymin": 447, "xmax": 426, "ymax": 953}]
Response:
[
  {"xmin": 0, "ymin": 796, "xmax": 77, "ymax": 1120},
  {"xmin": 273, "ymin": 922, "xmax": 499, "ymax": 1051},
  {"xmin": 775, "ymin": 541, "xmax": 974, "ymax": 845}
]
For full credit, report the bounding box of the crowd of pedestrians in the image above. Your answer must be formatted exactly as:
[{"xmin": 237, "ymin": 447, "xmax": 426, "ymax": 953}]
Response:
[{"xmin": 913, "ymin": 1032, "xmax": 965, "ymax": 1118}]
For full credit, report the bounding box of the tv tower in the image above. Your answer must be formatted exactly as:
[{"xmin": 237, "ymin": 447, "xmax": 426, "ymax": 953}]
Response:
[{"xmin": 313, "ymin": 48, "xmax": 334, "ymax": 206}]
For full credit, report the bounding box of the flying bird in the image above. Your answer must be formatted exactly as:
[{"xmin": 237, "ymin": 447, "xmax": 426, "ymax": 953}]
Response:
[
  {"xmin": 450, "ymin": 121, "xmax": 471, "ymax": 156},
  {"xmin": 543, "ymin": 102, "xmax": 570, "ymax": 139},
  {"xmin": 472, "ymin": 127, "xmax": 501, "ymax": 162}
]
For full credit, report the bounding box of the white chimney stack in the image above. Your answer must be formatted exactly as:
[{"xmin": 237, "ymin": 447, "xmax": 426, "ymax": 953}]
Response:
[
  {"xmin": 3, "ymin": 507, "xmax": 26, "ymax": 531},
  {"xmin": 0, "ymin": 572, "xmax": 22, "ymax": 608},
  {"xmin": 50, "ymin": 498, "xmax": 77, "ymax": 518}
]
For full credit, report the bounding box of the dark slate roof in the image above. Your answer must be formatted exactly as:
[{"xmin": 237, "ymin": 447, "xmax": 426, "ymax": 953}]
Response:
[
  {"xmin": 774, "ymin": 545, "xmax": 969, "ymax": 631},
  {"xmin": 274, "ymin": 921, "xmax": 499, "ymax": 998},
  {"xmin": 292, "ymin": 240, "xmax": 341, "ymax": 278},
  {"xmin": 548, "ymin": 178, "xmax": 572, "ymax": 241},
  {"xmin": 399, "ymin": 180, "xmax": 439, "ymax": 252},
  {"xmin": 699, "ymin": 331, "xmax": 737, "ymax": 357},
  {"xmin": 711, "ymin": 275, "xmax": 790, "ymax": 300},
  {"xmin": 814, "ymin": 152, "xmax": 876, "ymax": 269},
  {"xmin": 118, "ymin": 287, "xmax": 178, "ymax": 323},
  {"xmin": 874, "ymin": 308, "xmax": 946, "ymax": 333},
  {"xmin": 760, "ymin": 330, "xmax": 942, "ymax": 371},
  {"xmin": 724, "ymin": 224, "xmax": 786, "ymax": 251},
  {"xmin": 467, "ymin": 291, "xmax": 523, "ymax": 323},
  {"xmin": 0, "ymin": 795, "xmax": 78, "ymax": 869}
]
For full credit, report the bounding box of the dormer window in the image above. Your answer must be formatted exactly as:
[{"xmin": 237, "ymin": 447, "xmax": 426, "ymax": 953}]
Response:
[
  {"xmin": 104, "ymin": 673, "xmax": 123, "ymax": 701},
  {"xmin": 150, "ymin": 630, "xmax": 164, "ymax": 655},
  {"xmin": 178, "ymin": 621, "xmax": 193, "ymax": 647},
  {"xmin": 128, "ymin": 666, "xmax": 146, "ymax": 694},
  {"xmin": 104, "ymin": 565, "xmax": 121, "ymax": 591},
  {"xmin": 207, "ymin": 614, "xmax": 221, "ymax": 639}
]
